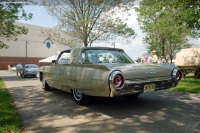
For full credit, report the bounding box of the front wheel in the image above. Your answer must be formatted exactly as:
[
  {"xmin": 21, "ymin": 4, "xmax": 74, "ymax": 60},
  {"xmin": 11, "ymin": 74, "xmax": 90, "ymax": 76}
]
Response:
[
  {"xmin": 42, "ymin": 74, "xmax": 51, "ymax": 91},
  {"xmin": 72, "ymin": 89, "xmax": 90, "ymax": 105}
]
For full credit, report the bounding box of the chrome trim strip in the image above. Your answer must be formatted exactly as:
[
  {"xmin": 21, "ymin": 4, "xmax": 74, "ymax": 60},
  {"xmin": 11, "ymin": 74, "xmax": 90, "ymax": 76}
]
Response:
[{"xmin": 125, "ymin": 77, "xmax": 172, "ymax": 85}]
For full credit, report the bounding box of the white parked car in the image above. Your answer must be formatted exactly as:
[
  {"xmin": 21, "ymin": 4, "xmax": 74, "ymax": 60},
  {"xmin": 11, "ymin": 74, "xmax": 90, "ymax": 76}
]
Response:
[{"xmin": 21, "ymin": 64, "xmax": 39, "ymax": 78}]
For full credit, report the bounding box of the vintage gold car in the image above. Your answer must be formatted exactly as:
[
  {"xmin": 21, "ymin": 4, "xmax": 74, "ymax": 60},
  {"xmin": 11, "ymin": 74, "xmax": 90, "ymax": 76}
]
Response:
[{"xmin": 39, "ymin": 47, "xmax": 182, "ymax": 105}]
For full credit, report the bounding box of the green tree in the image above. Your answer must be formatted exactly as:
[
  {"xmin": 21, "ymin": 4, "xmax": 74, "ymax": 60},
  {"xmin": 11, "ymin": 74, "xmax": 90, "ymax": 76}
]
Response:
[
  {"xmin": 0, "ymin": 0, "xmax": 32, "ymax": 49},
  {"xmin": 42, "ymin": 0, "xmax": 136, "ymax": 47},
  {"xmin": 177, "ymin": 0, "xmax": 200, "ymax": 37},
  {"xmin": 135, "ymin": 0, "xmax": 199, "ymax": 62}
]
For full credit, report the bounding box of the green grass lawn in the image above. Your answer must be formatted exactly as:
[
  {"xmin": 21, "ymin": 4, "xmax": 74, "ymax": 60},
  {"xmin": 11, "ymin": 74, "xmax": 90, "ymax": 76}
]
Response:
[
  {"xmin": 170, "ymin": 73, "xmax": 200, "ymax": 93},
  {"xmin": 0, "ymin": 78, "xmax": 22, "ymax": 133}
]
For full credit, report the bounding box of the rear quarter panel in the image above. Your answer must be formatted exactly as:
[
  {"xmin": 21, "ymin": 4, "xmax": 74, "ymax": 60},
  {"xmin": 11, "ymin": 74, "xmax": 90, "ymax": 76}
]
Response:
[{"xmin": 69, "ymin": 64, "xmax": 111, "ymax": 97}]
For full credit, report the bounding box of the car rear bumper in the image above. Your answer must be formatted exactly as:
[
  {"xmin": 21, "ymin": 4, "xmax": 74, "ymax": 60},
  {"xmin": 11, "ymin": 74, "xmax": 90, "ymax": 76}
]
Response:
[
  {"xmin": 110, "ymin": 78, "xmax": 177, "ymax": 97},
  {"xmin": 24, "ymin": 71, "xmax": 38, "ymax": 76}
]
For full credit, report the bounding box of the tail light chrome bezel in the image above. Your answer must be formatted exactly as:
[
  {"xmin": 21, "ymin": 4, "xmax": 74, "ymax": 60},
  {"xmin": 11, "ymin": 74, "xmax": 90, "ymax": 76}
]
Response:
[
  {"xmin": 109, "ymin": 71, "xmax": 125, "ymax": 89},
  {"xmin": 172, "ymin": 68, "xmax": 182, "ymax": 82}
]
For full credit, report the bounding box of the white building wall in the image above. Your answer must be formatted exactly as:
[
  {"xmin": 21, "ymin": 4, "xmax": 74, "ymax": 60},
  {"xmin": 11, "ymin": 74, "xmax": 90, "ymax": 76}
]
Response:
[{"xmin": 0, "ymin": 22, "xmax": 70, "ymax": 58}]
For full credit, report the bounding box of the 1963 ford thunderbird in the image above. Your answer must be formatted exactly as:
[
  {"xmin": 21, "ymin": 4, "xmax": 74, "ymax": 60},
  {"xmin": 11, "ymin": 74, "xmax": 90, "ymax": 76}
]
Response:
[{"xmin": 39, "ymin": 47, "xmax": 182, "ymax": 105}]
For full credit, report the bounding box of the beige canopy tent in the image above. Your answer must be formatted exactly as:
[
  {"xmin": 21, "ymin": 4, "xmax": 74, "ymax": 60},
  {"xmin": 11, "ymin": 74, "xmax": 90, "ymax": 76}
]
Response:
[
  {"xmin": 39, "ymin": 55, "xmax": 57, "ymax": 63},
  {"xmin": 39, "ymin": 51, "xmax": 60, "ymax": 63}
]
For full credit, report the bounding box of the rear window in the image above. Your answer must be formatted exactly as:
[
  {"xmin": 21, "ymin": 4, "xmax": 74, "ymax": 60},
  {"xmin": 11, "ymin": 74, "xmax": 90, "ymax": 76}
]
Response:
[
  {"xmin": 25, "ymin": 65, "xmax": 39, "ymax": 68},
  {"xmin": 81, "ymin": 49, "xmax": 133, "ymax": 64}
]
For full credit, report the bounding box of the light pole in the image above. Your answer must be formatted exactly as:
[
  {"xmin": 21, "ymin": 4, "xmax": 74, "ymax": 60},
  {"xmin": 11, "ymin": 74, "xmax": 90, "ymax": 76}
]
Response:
[
  {"xmin": 112, "ymin": 42, "xmax": 115, "ymax": 48},
  {"xmin": 25, "ymin": 41, "xmax": 28, "ymax": 64}
]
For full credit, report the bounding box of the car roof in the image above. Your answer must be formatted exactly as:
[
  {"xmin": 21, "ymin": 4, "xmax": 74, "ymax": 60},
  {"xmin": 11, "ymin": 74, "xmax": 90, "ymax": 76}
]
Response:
[
  {"xmin": 61, "ymin": 47, "xmax": 124, "ymax": 53},
  {"xmin": 82, "ymin": 47, "xmax": 123, "ymax": 51}
]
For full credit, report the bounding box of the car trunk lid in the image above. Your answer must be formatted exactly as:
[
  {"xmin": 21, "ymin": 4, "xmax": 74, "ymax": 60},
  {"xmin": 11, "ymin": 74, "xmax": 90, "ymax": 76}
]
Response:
[{"xmin": 104, "ymin": 63, "xmax": 174, "ymax": 79}]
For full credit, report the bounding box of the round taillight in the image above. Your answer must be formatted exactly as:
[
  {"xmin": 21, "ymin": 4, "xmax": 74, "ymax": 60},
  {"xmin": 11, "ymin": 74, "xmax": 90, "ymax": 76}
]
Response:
[
  {"xmin": 109, "ymin": 71, "xmax": 125, "ymax": 89},
  {"xmin": 113, "ymin": 73, "xmax": 124, "ymax": 88}
]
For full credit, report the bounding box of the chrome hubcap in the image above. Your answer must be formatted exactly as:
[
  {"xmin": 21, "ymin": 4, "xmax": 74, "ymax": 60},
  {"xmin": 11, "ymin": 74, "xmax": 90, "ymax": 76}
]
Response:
[{"xmin": 73, "ymin": 90, "xmax": 83, "ymax": 101}]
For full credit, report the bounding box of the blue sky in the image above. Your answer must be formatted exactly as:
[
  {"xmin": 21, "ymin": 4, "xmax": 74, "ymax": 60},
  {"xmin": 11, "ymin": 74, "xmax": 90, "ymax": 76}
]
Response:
[
  {"xmin": 17, "ymin": 5, "xmax": 200, "ymax": 60},
  {"xmin": 17, "ymin": 6, "xmax": 58, "ymax": 28}
]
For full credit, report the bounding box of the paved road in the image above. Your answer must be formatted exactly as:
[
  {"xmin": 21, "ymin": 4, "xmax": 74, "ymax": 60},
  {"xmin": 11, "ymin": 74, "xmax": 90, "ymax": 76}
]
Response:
[{"xmin": 0, "ymin": 71, "xmax": 200, "ymax": 133}]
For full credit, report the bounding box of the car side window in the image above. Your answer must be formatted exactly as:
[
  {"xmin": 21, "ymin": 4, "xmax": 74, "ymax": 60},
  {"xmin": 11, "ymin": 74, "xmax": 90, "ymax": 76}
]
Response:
[
  {"xmin": 57, "ymin": 52, "xmax": 71, "ymax": 64},
  {"xmin": 81, "ymin": 50, "xmax": 133, "ymax": 64},
  {"xmin": 82, "ymin": 51, "xmax": 99, "ymax": 64}
]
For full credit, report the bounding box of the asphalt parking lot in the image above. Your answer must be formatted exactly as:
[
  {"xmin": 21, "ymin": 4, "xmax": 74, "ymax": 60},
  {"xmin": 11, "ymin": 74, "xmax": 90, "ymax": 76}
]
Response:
[{"xmin": 1, "ymin": 71, "xmax": 200, "ymax": 133}]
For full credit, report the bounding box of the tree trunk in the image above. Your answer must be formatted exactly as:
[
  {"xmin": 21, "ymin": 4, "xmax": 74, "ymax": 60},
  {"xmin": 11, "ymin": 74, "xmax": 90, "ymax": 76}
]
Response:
[
  {"xmin": 170, "ymin": 55, "xmax": 173, "ymax": 64},
  {"xmin": 161, "ymin": 36, "xmax": 166, "ymax": 58},
  {"xmin": 83, "ymin": 39, "xmax": 88, "ymax": 47}
]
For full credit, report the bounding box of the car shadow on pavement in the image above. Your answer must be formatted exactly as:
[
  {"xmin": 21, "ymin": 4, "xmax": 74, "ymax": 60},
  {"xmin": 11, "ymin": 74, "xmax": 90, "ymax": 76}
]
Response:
[{"xmin": 31, "ymin": 88, "xmax": 199, "ymax": 133}]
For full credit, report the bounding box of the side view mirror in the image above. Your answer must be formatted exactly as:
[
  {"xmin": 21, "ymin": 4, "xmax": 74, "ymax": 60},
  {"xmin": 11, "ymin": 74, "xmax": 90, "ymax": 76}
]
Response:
[{"xmin": 52, "ymin": 60, "xmax": 56, "ymax": 63}]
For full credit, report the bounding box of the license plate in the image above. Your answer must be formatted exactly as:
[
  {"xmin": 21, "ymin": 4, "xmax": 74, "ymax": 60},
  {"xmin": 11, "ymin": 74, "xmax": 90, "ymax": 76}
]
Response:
[{"xmin": 144, "ymin": 84, "xmax": 155, "ymax": 92}]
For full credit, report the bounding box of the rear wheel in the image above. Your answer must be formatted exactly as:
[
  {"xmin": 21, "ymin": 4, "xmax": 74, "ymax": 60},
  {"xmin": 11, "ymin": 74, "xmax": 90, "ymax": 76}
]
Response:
[
  {"xmin": 72, "ymin": 89, "xmax": 90, "ymax": 105},
  {"xmin": 42, "ymin": 74, "xmax": 50, "ymax": 91}
]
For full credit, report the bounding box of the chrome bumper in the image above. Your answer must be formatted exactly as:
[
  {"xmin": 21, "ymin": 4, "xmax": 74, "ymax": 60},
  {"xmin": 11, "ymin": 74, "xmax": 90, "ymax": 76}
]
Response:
[{"xmin": 110, "ymin": 77, "xmax": 176, "ymax": 97}]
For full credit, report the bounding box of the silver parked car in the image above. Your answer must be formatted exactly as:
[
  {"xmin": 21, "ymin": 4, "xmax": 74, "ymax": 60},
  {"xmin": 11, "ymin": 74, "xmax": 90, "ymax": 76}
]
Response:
[
  {"xmin": 39, "ymin": 47, "xmax": 182, "ymax": 105},
  {"xmin": 21, "ymin": 64, "xmax": 39, "ymax": 78}
]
